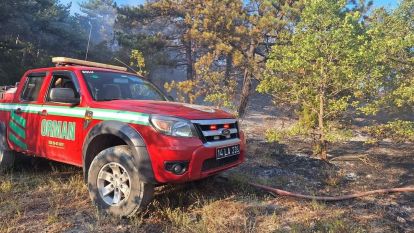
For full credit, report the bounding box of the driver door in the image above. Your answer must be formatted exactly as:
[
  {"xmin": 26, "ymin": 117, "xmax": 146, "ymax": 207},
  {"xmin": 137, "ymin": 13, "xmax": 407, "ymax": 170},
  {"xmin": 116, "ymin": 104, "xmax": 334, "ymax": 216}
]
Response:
[{"xmin": 39, "ymin": 71, "xmax": 84, "ymax": 165}]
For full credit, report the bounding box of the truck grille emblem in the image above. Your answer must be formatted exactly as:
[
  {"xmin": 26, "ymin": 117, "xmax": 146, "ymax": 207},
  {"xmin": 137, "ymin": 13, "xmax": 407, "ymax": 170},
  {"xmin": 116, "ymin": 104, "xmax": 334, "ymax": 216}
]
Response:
[{"xmin": 221, "ymin": 129, "xmax": 231, "ymax": 136}]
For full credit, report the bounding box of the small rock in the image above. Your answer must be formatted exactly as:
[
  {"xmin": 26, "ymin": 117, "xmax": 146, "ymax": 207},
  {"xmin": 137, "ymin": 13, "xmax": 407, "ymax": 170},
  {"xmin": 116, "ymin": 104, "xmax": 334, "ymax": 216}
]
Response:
[
  {"xmin": 282, "ymin": 225, "xmax": 292, "ymax": 231},
  {"xmin": 397, "ymin": 216, "xmax": 406, "ymax": 223},
  {"xmin": 345, "ymin": 162, "xmax": 354, "ymax": 166},
  {"xmin": 402, "ymin": 206, "xmax": 412, "ymax": 214},
  {"xmin": 309, "ymin": 222, "xmax": 316, "ymax": 229},
  {"xmin": 262, "ymin": 170, "xmax": 274, "ymax": 176},
  {"xmin": 345, "ymin": 172, "xmax": 358, "ymax": 181},
  {"xmin": 189, "ymin": 213, "xmax": 199, "ymax": 222}
]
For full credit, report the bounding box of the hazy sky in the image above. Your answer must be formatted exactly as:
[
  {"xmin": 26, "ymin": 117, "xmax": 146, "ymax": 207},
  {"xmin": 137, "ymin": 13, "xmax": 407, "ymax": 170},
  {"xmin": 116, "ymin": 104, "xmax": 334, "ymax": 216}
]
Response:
[{"xmin": 60, "ymin": 0, "xmax": 400, "ymax": 14}]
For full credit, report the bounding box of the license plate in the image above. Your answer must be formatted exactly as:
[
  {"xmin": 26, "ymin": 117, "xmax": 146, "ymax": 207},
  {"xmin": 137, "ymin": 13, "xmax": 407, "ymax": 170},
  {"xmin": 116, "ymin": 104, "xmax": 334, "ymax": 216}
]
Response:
[{"xmin": 216, "ymin": 145, "xmax": 240, "ymax": 160}]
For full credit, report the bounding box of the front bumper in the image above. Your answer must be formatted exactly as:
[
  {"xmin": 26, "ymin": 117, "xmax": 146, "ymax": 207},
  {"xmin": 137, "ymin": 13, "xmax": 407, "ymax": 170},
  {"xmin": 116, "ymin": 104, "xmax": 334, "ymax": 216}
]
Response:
[{"xmin": 141, "ymin": 126, "xmax": 246, "ymax": 184}]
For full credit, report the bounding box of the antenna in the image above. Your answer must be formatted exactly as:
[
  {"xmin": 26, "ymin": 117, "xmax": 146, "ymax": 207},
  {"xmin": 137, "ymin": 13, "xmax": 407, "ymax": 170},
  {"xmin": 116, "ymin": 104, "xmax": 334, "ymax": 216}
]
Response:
[
  {"xmin": 113, "ymin": 57, "xmax": 143, "ymax": 76},
  {"xmin": 85, "ymin": 21, "xmax": 92, "ymax": 60}
]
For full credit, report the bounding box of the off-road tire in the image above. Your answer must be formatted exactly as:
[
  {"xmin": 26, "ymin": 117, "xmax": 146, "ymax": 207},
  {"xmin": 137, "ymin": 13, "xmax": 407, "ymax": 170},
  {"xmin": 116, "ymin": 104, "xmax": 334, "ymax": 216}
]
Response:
[
  {"xmin": 0, "ymin": 150, "xmax": 16, "ymax": 173},
  {"xmin": 87, "ymin": 145, "xmax": 154, "ymax": 217},
  {"xmin": 0, "ymin": 124, "xmax": 15, "ymax": 173}
]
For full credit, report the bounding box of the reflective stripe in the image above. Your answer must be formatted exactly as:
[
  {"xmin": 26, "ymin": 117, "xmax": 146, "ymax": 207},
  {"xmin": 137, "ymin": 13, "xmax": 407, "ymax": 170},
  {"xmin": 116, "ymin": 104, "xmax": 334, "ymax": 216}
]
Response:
[
  {"xmin": 92, "ymin": 110, "xmax": 149, "ymax": 125},
  {"xmin": 10, "ymin": 110, "xmax": 26, "ymax": 128},
  {"xmin": 0, "ymin": 103, "xmax": 150, "ymax": 125},
  {"xmin": 0, "ymin": 104, "xmax": 17, "ymax": 111},
  {"xmin": 8, "ymin": 131, "xmax": 27, "ymax": 150},
  {"xmin": 43, "ymin": 106, "xmax": 88, "ymax": 118},
  {"xmin": 16, "ymin": 105, "xmax": 43, "ymax": 114},
  {"xmin": 9, "ymin": 120, "xmax": 25, "ymax": 139}
]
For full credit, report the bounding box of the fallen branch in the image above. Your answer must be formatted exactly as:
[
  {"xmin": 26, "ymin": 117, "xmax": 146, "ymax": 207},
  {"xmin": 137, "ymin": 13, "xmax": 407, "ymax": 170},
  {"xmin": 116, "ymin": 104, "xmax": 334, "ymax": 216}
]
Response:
[
  {"xmin": 249, "ymin": 182, "xmax": 414, "ymax": 201},
  {"xmin": 329, "ymin": 154, "xmax": 368, "ymax": 162},
  {"xmin": 329, "ymin": 154, "xmax": 379, "ymax": 168}
]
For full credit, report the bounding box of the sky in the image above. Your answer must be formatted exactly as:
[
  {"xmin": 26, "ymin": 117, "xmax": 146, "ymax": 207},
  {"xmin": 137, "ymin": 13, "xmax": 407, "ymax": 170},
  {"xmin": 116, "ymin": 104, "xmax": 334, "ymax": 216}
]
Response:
[
  {"xmin": 61, "ymin": 0, "xmax": 400, "ymax": 14},
  {"xmin": 60, "ymin": 0, "xmax": 145, "ymax": 13}
]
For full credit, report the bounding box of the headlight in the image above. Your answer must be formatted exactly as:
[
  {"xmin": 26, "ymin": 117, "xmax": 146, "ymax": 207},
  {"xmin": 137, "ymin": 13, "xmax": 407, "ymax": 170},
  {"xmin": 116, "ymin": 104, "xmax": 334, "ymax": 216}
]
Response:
[{"xmin": 150, "ymin": 115, "xmax": 197, "ymax": 137}]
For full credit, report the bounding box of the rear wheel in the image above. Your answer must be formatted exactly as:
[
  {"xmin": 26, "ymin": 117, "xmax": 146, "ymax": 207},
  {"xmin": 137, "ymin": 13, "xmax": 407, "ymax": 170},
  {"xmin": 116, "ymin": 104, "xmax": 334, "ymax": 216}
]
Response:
[
  {"xmin": 0, "ymin": 150, "xmax": 16, "ymax": 173},
  {"xmin": 87, "ymin": 145, "xmax": 154, "ymax": 217},
  {"xmin": 0, "ymin": 125, "xmax": 15, "ymax": 173}
]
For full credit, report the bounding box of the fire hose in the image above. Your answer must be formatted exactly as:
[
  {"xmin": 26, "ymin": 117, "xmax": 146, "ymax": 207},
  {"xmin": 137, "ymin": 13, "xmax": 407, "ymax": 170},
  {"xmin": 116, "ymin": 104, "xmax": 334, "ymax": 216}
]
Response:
[{"xmin": 249, "ymin": 182, "xmax": 414, "ymax": 201}]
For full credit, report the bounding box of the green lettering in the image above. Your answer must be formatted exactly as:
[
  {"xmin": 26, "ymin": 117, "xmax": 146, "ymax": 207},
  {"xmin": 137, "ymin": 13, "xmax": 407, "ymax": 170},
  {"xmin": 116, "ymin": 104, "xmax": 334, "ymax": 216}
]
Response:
[
  {"xmin": 40, "ymin": 120, "xmax": 75, "ymax": 141},
  {"xmin": 61, "ymin": 121, "xmax": 68, "ymax": 140},
  {"xmin": 67, "ymin": 122, "xmax": 75, "ymax": 141},
  {"xmin": 41, "ymin": 119, "xmax": 48, "ymax": 136},
  {"xmin": 47, "ymin": 120, "xmax": 53, "ymax": 137},
  {"xmin": 52, "ymin": 121, "xmax": 62, "ymax": 139}
]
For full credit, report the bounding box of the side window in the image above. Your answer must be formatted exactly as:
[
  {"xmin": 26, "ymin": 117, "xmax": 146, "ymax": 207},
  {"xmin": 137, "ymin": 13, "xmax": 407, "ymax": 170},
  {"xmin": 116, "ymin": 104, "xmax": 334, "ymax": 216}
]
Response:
[
  {"xmin": 46, "ymin": 74, "xmax": 80, "ymax": 102},
  {"xmin": 20, "ymin": 76, "xmax": 45, "ymax": 101}
]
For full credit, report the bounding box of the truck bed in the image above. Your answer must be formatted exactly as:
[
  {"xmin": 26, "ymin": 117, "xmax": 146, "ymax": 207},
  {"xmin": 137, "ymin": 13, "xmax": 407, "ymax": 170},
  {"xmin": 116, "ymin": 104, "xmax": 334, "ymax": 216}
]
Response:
[
  {"xmin": 0, "ymin": 86, "xmax": 17, "ymax": 123},
  {"xmin": 0, "ymin": 86, "xmax": 17, "ymax": 102}
]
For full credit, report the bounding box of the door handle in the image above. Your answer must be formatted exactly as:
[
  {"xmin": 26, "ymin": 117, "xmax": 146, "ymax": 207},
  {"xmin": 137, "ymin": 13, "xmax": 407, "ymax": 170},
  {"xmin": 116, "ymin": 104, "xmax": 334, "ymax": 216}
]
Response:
[
  {"xmin": 40, "ymin": 110, "xmax": 48, "ymax": 116},
  {"xmin": 15, "ymin": 108, "xmax": 22, "ymax": 114}
]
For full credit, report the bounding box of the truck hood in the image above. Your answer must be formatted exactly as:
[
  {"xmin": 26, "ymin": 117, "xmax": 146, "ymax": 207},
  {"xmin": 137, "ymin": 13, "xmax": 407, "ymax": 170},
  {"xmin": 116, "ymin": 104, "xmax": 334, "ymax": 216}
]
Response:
[{"xmin": 91, "ymin": 100, "xmax": 235, "ymax": 120}]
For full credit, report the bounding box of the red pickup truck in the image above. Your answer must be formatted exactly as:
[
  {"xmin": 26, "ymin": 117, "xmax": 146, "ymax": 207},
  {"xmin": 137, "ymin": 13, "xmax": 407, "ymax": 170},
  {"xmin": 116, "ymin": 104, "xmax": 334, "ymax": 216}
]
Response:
[{"xmin": 0, "ymin": 57, "xmax": 245, "ymax": 217}]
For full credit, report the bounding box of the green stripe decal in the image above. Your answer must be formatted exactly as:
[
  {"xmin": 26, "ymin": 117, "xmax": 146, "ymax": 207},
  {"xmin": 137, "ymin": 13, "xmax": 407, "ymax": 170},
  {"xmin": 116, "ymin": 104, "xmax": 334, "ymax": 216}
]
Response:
[
  {"xmin": 0, "ymin": 103, "xmax": 150, "ymax": 126},
  {"xmin": 92, "ymin": 115, "xmax": 148, "ymax": 125},
  {"xmin": 9, "ymin": 120, "xmax": 26, "ymax": 139},
  {"xmin": 8, "ymin": 131, "xmax": 28, "ymax": 150},
  {"xmin": 10, "ymin": 110, "xmax": 27, "ymax": 128}
]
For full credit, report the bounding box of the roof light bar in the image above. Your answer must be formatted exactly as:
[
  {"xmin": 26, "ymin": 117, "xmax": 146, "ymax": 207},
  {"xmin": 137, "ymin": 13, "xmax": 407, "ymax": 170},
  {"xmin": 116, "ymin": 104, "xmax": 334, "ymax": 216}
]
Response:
[{"xmin": 52, "ymin": 57, "xmax": 128, "ymax": 72}]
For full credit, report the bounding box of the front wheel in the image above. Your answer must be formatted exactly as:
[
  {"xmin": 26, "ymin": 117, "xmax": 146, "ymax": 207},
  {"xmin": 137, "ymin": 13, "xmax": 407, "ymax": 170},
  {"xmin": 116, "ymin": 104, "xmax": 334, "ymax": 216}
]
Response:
[{"xmin": 87, "ymin": 145, "xmax": 154, "ymax": 217}]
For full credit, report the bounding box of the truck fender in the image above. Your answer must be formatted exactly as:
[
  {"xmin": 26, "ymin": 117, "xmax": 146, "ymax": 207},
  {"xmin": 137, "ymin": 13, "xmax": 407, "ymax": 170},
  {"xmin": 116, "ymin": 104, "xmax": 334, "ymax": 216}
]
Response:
[{"xmin": 82, "ymin": 121, "xmax": 156, "ymax": 184}]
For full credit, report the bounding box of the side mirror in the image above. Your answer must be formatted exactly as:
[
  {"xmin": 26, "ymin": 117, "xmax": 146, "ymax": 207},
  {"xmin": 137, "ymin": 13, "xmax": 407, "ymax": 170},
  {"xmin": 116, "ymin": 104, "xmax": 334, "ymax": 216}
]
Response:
[{"xmin": 49, "ymin": 88, "xmax": 80, "ymax": 105}]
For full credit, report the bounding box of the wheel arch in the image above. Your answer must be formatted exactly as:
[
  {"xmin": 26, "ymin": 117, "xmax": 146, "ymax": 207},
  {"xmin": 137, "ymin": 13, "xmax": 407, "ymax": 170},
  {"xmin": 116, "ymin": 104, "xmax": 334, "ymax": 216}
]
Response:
[{"xmin": 82, "ymin": 121, "xmax": 156, "ymax": 184}]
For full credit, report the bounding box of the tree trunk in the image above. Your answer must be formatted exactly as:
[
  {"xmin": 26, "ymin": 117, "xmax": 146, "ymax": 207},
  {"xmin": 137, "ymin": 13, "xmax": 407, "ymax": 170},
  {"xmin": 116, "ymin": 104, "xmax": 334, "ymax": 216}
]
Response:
[
  {"xmin": 20, "ymin": 49, "xmax": 27, "ymax": 68},
  {"xmin": 237, "ymin": 68, "xmax": 251, "ymax": 118},
  {"xmin": 224, "ymin": 52, "xmax": 233, "ymax": 86},
  {"xmin": 185, "ymin": 40, "xmax": 194, "ymax": 81},
  {"xmin": 237, "ymin": 44, "xmax": 255, "ymax": 118},
  {"xmin": 318, "ymin": 93, "xmax": 328, "ymax": 160}
]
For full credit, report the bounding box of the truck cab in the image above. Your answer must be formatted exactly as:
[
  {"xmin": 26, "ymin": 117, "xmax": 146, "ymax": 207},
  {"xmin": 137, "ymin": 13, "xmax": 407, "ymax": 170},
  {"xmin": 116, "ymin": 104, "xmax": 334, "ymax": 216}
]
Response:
[{"xmin": 0, "ymin": 57, "xmax": 245, "ymax": 217}]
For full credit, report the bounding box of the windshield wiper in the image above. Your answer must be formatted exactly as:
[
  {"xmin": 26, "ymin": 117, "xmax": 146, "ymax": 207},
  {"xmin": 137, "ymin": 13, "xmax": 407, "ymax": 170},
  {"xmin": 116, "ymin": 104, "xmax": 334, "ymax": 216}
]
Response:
[{"xmin": 98, "ymin": 98, "xmax": 121, "ymax": 101}]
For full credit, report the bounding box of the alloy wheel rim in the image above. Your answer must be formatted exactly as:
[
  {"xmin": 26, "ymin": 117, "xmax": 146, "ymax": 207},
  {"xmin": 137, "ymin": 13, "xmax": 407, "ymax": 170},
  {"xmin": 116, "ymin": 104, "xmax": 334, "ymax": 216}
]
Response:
[{"xmin": 97, "ymin": 162, "xmax": 131, "ymax": 206}]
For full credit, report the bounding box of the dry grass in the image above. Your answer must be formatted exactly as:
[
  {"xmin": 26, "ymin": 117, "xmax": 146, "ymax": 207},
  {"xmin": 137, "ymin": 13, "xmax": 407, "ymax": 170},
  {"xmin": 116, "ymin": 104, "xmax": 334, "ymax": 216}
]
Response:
[
  {"xmin": 0, "ymin": 133, "xmax": 413, "ymax": 232},
  {"xmin": 0, "ymin": 163, "xmax": 374, "ymax": 233}
]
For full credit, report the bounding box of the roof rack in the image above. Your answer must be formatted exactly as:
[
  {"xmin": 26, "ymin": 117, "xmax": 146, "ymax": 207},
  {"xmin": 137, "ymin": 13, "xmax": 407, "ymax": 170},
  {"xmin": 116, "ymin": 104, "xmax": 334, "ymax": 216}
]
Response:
[{"xmin": 52, "ymin": 57, "xmax": 128, "ymax": 72}]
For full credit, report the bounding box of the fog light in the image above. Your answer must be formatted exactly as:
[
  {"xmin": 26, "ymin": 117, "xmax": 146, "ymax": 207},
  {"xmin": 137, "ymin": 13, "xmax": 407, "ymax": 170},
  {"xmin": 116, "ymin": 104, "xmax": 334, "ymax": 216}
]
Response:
[
  {"xmin": 165, "ymin": 161, "xmax": 188, "ymax": 175},
  {"xmin": 173, "ymin": 164, "xmax": 184, "ymax": 174}
]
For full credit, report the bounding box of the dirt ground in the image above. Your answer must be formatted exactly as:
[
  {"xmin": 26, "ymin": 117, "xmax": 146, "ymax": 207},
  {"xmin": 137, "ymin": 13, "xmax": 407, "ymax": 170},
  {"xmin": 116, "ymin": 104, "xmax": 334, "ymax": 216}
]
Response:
[{"xmin": 0, "ymin": 110, "xmax": 413, "ymax": 233}]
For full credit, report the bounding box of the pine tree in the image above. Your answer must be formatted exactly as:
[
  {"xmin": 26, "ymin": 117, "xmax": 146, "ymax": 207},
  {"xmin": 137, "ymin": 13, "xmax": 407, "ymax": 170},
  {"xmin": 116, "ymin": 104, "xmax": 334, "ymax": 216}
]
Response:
[
  {"xmin": 258, "ymin": 0, "xmax": 375, "ymax": 159},
  {"xmin": 0, "ymin": 0, "xmax": 87, "ymax": 84}
]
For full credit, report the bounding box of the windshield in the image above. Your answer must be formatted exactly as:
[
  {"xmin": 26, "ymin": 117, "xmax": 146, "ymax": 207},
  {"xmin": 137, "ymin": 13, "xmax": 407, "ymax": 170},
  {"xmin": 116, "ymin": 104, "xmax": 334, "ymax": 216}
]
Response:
[{"xmin": 82, "ymin": 71, "xmax": 167, "ymax": 101}]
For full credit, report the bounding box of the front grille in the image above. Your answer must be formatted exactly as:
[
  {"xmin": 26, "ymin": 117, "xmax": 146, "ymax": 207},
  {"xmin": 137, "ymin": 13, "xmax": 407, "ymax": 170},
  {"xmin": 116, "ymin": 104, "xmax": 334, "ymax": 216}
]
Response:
[
  {"xmin": 201, "ymin": 155, "xmax": 240, "ymax": 171},
  {"xmin": 192, "ymin": 119, "xmax": 240, "ymax": 146}
]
